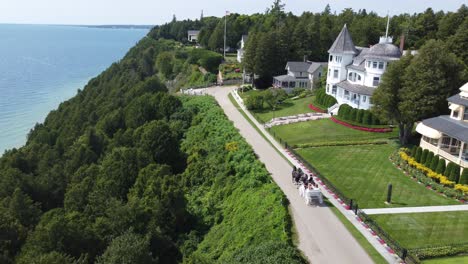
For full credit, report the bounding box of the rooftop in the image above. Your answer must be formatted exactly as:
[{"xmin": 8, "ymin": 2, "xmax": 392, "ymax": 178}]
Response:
[
  {"xmin": 307, "ymin": 62, "xmax": 328, "ymax": 73},
  {"xmin": 188, "ymin": 30, "xmax": 200, "ymax": 35},
  {"xmin": 274, "ymin": 75, "xmax": 297, "ymax": 82},
  {"xmin": 286, "ymin": 61, "xmax": 312, "ymax": 72},
  {"xmin": 337, "ymin": 80, "xmax": 375, "ymax": 96},
  {"xmin": 328, "ymin": 24, "xmax": 358, "ymax": 55},
  {"xmin": 423, "ymin": 115, "xmax": 468, "ymax": 143},
  {"xmin": 448, "ymin": 94, "xmax": 468, "ymax": 107}
]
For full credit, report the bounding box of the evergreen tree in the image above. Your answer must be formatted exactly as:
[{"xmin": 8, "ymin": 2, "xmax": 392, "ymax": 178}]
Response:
[
  {"xmin": 420, "ymin": 149, "xmax": 429, "ymax": 165},
  {"xmin": 460, "ymin": 169, "xmax": 468, "ymax": 185},
  {"xmin": 436, "ymin": 159, "xmax": 446, "ymax": 174},
  {"xmin": 414, "ymin": 147, "xmax": 423, "ymax": 163},
  {"xmin": 449, "ymin": 164, "xmax": 461, "ymax": 183},
  {"xmin": 410, "ymin": 146, "xmax": 417, "ymax": 157},
  {"xmin": 424, "ymin": 151, "xmax": 434, "ymax": 167},
  {"xmin": 429, "ymin": 155, "xmax": 440, "ymax": 171},
  {"xmin": 444, "ymin": 162, "xmax": 455, "ymax": 178}
]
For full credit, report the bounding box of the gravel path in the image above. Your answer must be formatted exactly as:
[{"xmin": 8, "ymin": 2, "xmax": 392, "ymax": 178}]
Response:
[{"xmin": 205, "ymin": 86, "xmax": 375, "ymax": 264}]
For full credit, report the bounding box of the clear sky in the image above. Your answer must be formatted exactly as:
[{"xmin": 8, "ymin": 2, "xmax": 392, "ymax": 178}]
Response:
[{"xmin": 1, "ymin": 0, "xmax": 466, "ymax": 25}]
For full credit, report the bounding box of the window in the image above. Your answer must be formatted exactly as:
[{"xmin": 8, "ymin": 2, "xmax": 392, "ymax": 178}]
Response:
[
  {"xmin": 422, "ymin": 136, "xmax": 438, "ymax": 146},
  {"xmin": 348, "ymin": 72, "xmax": 353, "ymax": 80},
  {"xmin": 329, "ymin": 55, "xmax": 333, "ymax": 62},
  {"xmin": 326, "ymin": 84, "xmax": 330, "ymax": 93},
  {"xmin": 336, "ymin": 56, "xmax": 342, "ymax": 63},
  {"xmin": 464, "ymin": 108, "xmax": 468, "ymax": 121},
  {"xmin": 453, "ymin": 110, "xmax": 459, "ymax": 118},
  {"xmin": 328, "ymin": 69, "xmax": 331, "ymax": 76},
  {"xmin": 333, "ymin": 69, "xmax": 339, "ymax": 78},
  {"xmin": 367, "ymin": 61, "xmax": 371, "ymax": 68},
  {"xmin": 373, "ymin": 61, "xmax": 378, "ymax": 68},
  {"xmin": 289, "ymin": 81, "xmax": 295, "ymax": 88},
  {"xmin": 373, "ymin": 77, "xmax": 380, "ymax": 86},
  {"xmin": 344, "ymin": 90, "xmax": 350, "ymax": 100},
  {"xmin": 332, "ymin": 85, "xmax": 337, "ymax": 95},
  {"xmin": 378, "ymin": 62, "xmax": 384, "ymax": 69},
  {"xmin": 363, "ymin": 96, "xmax": 367, "ymax": 102},
  {"xmin": 357, "ymin": 75, "xmax": 361, "ymax": 81},
  {"xmin": 318, "ymin": 72, "xmax": 322, "ymax": 78}
]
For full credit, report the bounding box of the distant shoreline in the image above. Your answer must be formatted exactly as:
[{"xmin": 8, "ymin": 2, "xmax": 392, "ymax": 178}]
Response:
[{"xmin": 0, "ymin": 23, "xmax": 154, "ymax": 29}]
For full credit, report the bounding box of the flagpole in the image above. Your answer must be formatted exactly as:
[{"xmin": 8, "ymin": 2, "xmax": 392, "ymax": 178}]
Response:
[{"xmin": 224, "ymin": 11, "xmax": 227, "ymax": 59}]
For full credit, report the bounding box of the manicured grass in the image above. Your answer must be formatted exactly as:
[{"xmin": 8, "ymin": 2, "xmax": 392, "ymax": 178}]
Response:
[
  {"xmin": 239, "ymin": 90, "xmax": 315, "ymax": 123},
  {"xmin": 371, "ymin": 212, "xmax": 468, "ymax": 249},
  {"xmin": 423, "ymin": 255, "xmax": 468, "ymax": 264},
  {"xmin": 271, "ymin": 119, "xmax": 398, "ymax": 146},
  {"xmin": 296, "ymin": 144, "xmax": 458, "ymax": 208},
  {"xmin": 329, "ymin": 206, "xmax": 388, "ymax": 264}
]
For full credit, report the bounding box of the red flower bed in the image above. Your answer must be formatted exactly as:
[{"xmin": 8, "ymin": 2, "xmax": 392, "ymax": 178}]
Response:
[
  {"xmin": 308, "ymin": 104, "xmax": 327, "ymax": 113},
  {"xmin": 330, "ymin": 117, "xmax": 393, "ymax": 133}
]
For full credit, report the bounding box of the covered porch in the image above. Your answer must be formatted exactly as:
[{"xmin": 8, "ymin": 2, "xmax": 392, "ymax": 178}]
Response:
[
  {"xmin": 417, "ymin": 122, "xmax": 468, "ymax": 168},
  {"xmin": 273, "ymin": 75, "xmax": 310, "ymax": 90}
]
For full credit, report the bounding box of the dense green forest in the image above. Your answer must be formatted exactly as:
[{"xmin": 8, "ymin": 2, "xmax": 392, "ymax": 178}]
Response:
[
  {"xmin": 151, "ymin": 2, "xmax": 467, "ymax": 86},
  {"xmin": 0, "ymin": 35, "xmax": 304, "ymax": 263}
]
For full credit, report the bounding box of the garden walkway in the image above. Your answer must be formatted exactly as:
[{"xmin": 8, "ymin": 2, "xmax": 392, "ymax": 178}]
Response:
[
  {"xmin": 265, "ymin": 113, "xmax": 330, "ymax": 128},
  {"xmin": 204, "ymin": 86, "xmax": 400, "ymax": 264},
  {"xmin": 362, "ymin": 204, "xmax": 468, "ymax": 215}
]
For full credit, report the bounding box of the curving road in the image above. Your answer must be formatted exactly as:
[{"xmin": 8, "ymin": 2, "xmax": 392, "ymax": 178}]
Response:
[{"xmin": 205, "ymin": 86, "xmax": 375, "ymax": 264}]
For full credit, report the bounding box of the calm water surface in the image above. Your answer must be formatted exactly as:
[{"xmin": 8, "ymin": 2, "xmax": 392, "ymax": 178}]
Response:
[{"xmin": 0, "ymin": 24, "xmax": 148, "ymax": 154}]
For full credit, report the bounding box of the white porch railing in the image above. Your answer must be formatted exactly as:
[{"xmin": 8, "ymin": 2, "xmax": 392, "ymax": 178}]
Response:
[{"xmin": 327, "ymin": 103, "xmax": 340, "ymax": 114}]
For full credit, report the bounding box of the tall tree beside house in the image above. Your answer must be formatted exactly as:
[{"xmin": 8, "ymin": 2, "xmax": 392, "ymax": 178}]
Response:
[
  {"xmin": 460, "ymin": 169, "xmax": 468, "ymax": 185},
  {"xmin": 242, "ymin": 31, "xmax": 259, "ymax": 76},
  {"xmin": 446, "ymin": 16, "xmax": 468, "ymax": 66},
  {"xmin": 371, "ymin": 54, "xmax": 414, "ymax": 144},
  {"xmin": 399, "ymin": 40, "xmax": 467, "ymax": 121},
  {"xmin": 435, "ymin": 159, "xmax": 446, "ymax": 174}
]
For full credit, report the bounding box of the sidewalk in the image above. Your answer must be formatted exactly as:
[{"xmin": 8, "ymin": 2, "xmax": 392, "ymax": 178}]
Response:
[
  {"xmin": 207, "ymin": 86, "xmax": 401, "ymax": 264},
  {"xmin": 363, "ymin": 204, "xmax": 468, "ymax": 215}
]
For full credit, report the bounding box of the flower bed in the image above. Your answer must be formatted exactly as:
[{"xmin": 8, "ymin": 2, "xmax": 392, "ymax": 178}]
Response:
[
  {"xmin": 330, "ymin": 117, "xmax": 393, "ymax": 133},
  {"xmin": 308, "ymin": 103, "xmax": 327, "ymax": 113},
  {"xmin": 390, "ymin": 149, "xmax": 468, "ymax": 202}
]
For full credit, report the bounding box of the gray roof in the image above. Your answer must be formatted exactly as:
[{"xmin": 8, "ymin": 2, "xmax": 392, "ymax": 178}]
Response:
[
  {"xmin": 337, "ymin": 80, "xmax": 375, "ymax": 96},
  {"xmin": 307, "ymin": 62, "xmax": 327, "ymax": 73},
  {"xmin": 364, "ymin": 43, "xmax": 402, "ymax": 60},
  {"xmin": 423, "ymin": 116, "xmax": 468, "ymax": 143},
  {"xmin": 274, "ymin": 75, "xmax": 297, "ymax": 82},
  {"xmin": 286, "ymin": 62, "xmax": 312, "ymax": 72},
  {"xmin": 188, "ymin": 30, "xmax": 200, "ymax": 35},
  {"xmin": 448, "ymin": 94, "xmax": 468, "ymax": 107},
  {"xmin": 328, "ymin": 24, "xmax": 358, "ymax": 55}
]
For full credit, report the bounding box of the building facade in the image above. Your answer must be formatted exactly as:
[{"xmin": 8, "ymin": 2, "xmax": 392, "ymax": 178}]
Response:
[
  {"xmin": 273, "ymin": 61, "xmax": 327, "ymax": 93},
  {"xmin": 187, "ymin": 30, "xmax": 200, "ymax": 43},
  {"xmin": 325, "ymin": 24, "xmax": 402, "ymax": 110},
  {"xmin": 237, "ymin": 35, "xmax": 248, "ymax": 63},
  {"xmin": 416, "ymin": 83, "xmax": 468, "ymax": 171}
]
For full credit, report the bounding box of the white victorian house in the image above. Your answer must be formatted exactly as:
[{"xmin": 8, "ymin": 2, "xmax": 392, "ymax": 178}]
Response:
[
  {"xmin": 325, "ymin": 24, "xmax": 402, "ymax": 110},
  {"xmin": 273, "ymin": 61, "xmax": 327, "ymax": 92},
  {"xmin": 237, "ymin": 35, "xmax": 248, "ymax": 62},
  {"xmin": 416, "ymin": 83, "xmax": 468, "ymax": 171},
  {"xmin": 187, "ymin": 30, "xmax": 200, "ymax": 43}
]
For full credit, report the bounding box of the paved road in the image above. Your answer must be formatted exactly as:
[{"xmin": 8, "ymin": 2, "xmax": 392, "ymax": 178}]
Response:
[{"xmin": 206, "ymin": 86, "xmax": 374, "ymax": 264}]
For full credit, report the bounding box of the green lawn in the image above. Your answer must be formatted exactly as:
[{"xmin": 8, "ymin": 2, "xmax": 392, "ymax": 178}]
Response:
[
  {"xmin": 271, "ymin": 119, "xmax": 398, "ymax": 146},
  {"xmin": 296, "ymin": 144, "xmax": 458, "ymax": 208},
  {"xmin": 423, "ymin": 255, "xmax": 468, "ymax": 264},
  {"xmin": 371, "ymin": 212, "xmax": 468, "ymax": 249},
  {"xmin": 238, "ymin": 90, "xmax": 315, "ymax": 123}
]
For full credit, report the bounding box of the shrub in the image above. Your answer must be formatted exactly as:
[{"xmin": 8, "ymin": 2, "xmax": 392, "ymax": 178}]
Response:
[
  {"xmin": 429, "ymin": 155, "xmax": 439, "ymax": 171},
  {"xmin": 444, "ymin": 162, "xmax": 455, "ymax": 178},
  {"xmin": 449, "ymin": 164, "xmax": 461, "ymax": 183},
  {"xmin": 410, "ymin": 146, "xmax": 417, "ymax": 158},
  {"xmin": 424, "ymin": 151, "xmax": 434, "ymax": 168},
  {"xmin": 414, "ymin": 147, "xmax": 423, "ymax": 163},
  {"xmin": 314, "ymin": 89, "xmax": 337, "ymax": 108},
  {"xmin": 420, "ymin": 149, "xmax": 429, "ymax": 165},
  {"xmin": 435, "ymin": 159, "xmax": 446, "ymax": 174},
  {"xmin": 245, "ymin": 93, "xmax": 264, "ymax": 110},
  {"xmin": 362, "ymin": 111, "xmax": 371, "ymax": 125},
  {"xmin": 356, "ymin": 109, "xmax": 364, "ymax": 123},
  {"xmin": 460, "ymin": 169, "xmax": 468, "ymax": 185}
]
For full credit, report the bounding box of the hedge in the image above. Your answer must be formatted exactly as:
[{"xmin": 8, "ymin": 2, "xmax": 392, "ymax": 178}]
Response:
[
  {"xmin": 429, "ymin": 155, "xmax": 439, "ymax": 172},
  {"xmin": 461, "ymin": 169, "xmax": 468, "ymax": 185},
  {"xmin": 410, "ymin": 243, "xmax": 468, "ymax": 260},
  {"xmin": 421, "ymin": 149, "xmax": 429, "ymax": 165},
  {"xmin": 436, "ymin": 159, "xmax": 446, "ymax": 174},
  {"xmin": 337, "ymin": 104, "xmax": 383, "ymax": 126},
  {"xmin": 414, "ymin": 147, "xmax": 423, "ymax": 163},
  {"xmin": 314, "ymin": 89, "xmax": 337, "ymax": 108}
]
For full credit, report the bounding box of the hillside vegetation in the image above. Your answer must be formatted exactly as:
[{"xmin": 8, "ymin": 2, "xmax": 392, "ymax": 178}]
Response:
[{"xmin": 0, "ymin": 34, "xmax": 304, "ymax": 263}]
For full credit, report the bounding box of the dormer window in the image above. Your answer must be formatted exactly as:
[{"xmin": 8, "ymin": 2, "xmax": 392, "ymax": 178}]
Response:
[{"xmin": 453, "ymin": 110, "xmax": 459, "ymax": 119}]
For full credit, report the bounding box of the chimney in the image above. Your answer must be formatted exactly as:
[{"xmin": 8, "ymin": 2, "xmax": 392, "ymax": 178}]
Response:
[
  {"xmin": 303, "ymin": 55, "xmax": 307, "ymax": 62},
  {"xmin": 399, "ymin": 34, "xmax": 405, "ymax": 53}
]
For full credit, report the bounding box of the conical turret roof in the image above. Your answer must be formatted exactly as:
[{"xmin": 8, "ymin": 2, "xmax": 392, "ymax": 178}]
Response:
[{"xmin": 328, "ymin": 24, "xmax": 358, "ymax": 55}]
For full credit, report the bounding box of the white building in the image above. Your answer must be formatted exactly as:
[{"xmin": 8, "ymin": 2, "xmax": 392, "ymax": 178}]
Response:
[
  {"xmin": 416, "ymin": 83, "xmax": 468, "ymax": 171},
  {"xmin": 325, "ymin": 24, "xmax": 402, "ymax": 110},
  {"xmin": 237, "ymin": 35, "xmax": 248, "ymax": 62},
  {"xmin": 187, "ymin": 30, "xmax": 200, "ymax": 43},
  {"xmin": 273, "ymin": 61, "xmax": 327, "ymax": 93}
]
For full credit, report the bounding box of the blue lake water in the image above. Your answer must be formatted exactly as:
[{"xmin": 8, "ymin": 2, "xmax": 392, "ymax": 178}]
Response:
[{"xmin": 0, "ymin": 24, "xmax": 148, "ymax": 155}]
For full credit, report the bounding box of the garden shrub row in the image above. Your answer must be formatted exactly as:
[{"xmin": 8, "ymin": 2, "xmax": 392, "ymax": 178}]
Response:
[
  {"xmin": 409, "ymin": 243, "xmax": 468, "ymax": 260},
  {"xmin": 294, "ymin": 140, "xmax": 388, "ymax": 149},
  {"xmin": 314, "ymin": 88, "xmax": 337, "ymax": 108},
  {"xmin": 411, "ymin": 146, "xmax": 468, "ymax": 185},
  {"xmin": 330, "ymin": 117, "xmax": 393, "ymax": 133},
  {"xmin": 337, "ymin": 104, "xmax": 382, "ymax": 126},
  {"xmin": 391, "ymin": 150, "xmax": 468, "ymax": 200}
]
